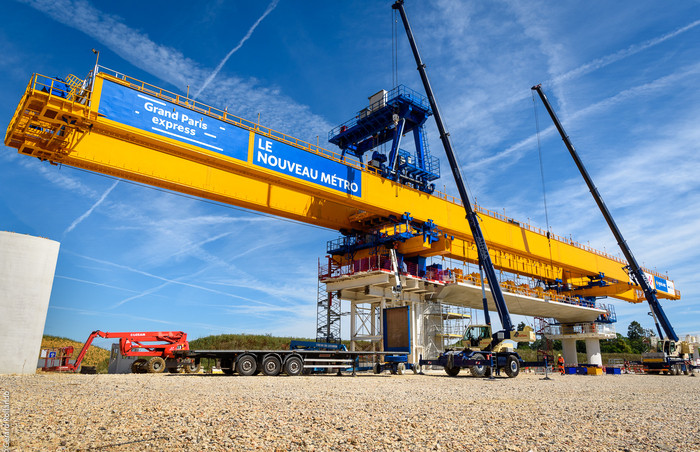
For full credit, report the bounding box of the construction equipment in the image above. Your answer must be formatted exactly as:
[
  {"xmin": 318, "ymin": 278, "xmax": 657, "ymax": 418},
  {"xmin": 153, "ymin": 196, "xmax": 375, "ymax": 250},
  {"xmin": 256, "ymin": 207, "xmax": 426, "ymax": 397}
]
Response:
[
  {"xmin": 457, "ymin": 324, "xmax": 535, "ymax": 352},
  {"xmin": 43, "ymin": 330, "xmax": 196, "ymax": 374},
  {"xmin": 3, "ymin": 8, "xmax": 681, "ymax": 372},
  {"xmin": 641, "ymin": 339, "xmax": 695, "ymax": 375},
  {"xmin": 531, "ymin": 85, "xmax": 692, "ymax": 375},
  {"xmin": 392, "ymin": 0, "xmax": 525, "ymax": 377},
  {"xmin": 531, "ymin": 84, "xmax": 678, "ymax": 342}
]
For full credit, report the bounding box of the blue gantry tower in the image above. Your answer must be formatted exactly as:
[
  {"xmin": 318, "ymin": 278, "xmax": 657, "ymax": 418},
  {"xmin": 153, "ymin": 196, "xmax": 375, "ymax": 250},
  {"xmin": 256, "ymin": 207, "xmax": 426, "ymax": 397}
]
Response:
[{"xmin": 328, "ymin": 85, "xmax": 439, "ymax": 194}]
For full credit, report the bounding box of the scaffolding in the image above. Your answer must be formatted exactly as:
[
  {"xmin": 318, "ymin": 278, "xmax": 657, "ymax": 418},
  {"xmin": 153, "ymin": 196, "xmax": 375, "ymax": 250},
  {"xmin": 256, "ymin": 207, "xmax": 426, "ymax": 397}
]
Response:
[{"xmin": 316, "ymin": 265, "xmax": 341, "ymax": 343}]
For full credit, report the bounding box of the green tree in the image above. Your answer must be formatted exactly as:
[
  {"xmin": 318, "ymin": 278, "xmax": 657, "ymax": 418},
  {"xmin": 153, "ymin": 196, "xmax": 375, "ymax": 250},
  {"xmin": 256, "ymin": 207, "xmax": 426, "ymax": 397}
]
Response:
[
  {"xmin": 600, "ymin": 333, "xmax": 633, "ymax": 353},
  {"xmin": 627, "ymin": 321, "xmax": 645, "ymax": 341},
  {"xmin": 627, "ymin": 321, "xmax": 649, "ymax": 353}
]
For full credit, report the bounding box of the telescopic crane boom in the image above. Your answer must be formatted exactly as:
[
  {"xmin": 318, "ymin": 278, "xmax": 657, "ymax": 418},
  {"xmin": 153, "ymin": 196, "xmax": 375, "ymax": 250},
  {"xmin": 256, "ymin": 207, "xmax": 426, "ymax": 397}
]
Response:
[
  {"xmin": 393, "ymin": 0, "xmax": 514, "ymax": 345},
  {"xmin": 531, "ymin": 84, "xmax": 678, "ymax": 341}
]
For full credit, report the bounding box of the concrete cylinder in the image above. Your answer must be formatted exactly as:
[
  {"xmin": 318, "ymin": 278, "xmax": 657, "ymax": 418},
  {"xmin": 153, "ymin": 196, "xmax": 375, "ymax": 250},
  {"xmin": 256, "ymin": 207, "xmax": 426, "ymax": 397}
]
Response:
[
  {"xmin": 585, "ymin": 338, "xmax": 603, "ymax": 367},
  {"xmin": 562, "ymin": 338, "xmax": 578, "ymax": 366},
  {"xmin": 0, "ymin": 232, "xmax": 60, "ymax": 374}
]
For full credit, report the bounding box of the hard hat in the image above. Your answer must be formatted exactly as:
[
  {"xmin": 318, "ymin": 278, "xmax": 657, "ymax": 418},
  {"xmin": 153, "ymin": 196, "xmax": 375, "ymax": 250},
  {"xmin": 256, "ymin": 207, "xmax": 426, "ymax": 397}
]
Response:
[{"xmin": 557, "ymin": 354, "xmax": 561, "ymax": 357}]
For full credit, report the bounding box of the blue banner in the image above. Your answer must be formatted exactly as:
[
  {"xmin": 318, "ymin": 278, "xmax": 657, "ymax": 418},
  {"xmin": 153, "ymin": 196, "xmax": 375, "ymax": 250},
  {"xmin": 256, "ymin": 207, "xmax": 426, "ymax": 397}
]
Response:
[
  {"xmin": 98, "ymin": 79, "xmax": 249, "ymax": 162},
  {"xmin": 654, "ymin": 276, "xmax": 669, "ymax": 294},
  {"xmin": 252, "ymin": 134, "xmax": 362, "ymax": 196}
]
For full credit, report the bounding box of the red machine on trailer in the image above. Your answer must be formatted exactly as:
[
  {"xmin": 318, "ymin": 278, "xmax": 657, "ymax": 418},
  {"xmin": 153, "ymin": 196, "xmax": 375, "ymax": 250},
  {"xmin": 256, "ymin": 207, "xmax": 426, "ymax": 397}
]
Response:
[{"xmin": 43, "ymin": 330, "xmax": 199, "ymax": 374}]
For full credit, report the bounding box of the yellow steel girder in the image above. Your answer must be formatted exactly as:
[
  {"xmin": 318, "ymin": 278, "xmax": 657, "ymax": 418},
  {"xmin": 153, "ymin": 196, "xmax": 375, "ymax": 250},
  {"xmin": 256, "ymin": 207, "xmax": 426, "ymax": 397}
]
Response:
[{"xmin": 4, "ymin": 71, "xmax": 680, "ymax": 304}]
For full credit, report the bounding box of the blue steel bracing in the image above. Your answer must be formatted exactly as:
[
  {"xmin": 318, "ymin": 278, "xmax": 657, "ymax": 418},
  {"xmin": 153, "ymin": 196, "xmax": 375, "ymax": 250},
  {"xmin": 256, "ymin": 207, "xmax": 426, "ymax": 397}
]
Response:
[
  {"xmin": 531, "ymin": 84, "xmax": 678, "ymax": 341},
  {"xmin": 388, "ymin": 118, "xmax": 406, "ymax": 178},
  {"xmin": 328, "ymin": 84, "xmax": 439, "ymax": 193},
  {"xmin": 327, "ymin": 212, "xmax": 442, "ymax": 256},
  {"xmin": 393, "ymin": 0, "xmax": 514, "ymax": 340}
]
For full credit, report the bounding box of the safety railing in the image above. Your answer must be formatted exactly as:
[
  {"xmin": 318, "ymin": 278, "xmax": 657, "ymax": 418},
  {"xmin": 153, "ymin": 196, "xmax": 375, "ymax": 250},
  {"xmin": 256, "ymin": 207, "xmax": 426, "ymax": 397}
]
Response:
[
  {"xmin": 95, "ymin": 66, "xmax": 366, "ymax": 173},
  {"xmin": 320, "ymin": 255, "xmax": 604, "ymax": 311},
  {"xmin": 28, "ymin": 73, "xmax": 92, "ymax": 105},
  {"xmin": 328, "ymin": 85, "xmax": 430, "ymax": 138},
  {"xmin": 5, "ymin": 73, "xmax": 94, "ymax": 149}
]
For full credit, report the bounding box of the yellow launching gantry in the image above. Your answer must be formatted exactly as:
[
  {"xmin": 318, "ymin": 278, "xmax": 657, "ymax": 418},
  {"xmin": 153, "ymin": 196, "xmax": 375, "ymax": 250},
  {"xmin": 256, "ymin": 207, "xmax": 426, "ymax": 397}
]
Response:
[{"xmin": 4, "ymin": 68, "xmax": 680, "ymax": 307}]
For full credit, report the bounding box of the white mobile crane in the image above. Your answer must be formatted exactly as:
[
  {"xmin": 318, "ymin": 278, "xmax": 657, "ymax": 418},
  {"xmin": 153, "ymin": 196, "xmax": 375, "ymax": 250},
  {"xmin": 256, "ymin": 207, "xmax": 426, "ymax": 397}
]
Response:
[
  {"xmin": 393, "ymin": 0, "xmax": 526, "ymax": 377},
  {"xmin": 532, "ymin": 85, "xmax": 694, "ymax": 376}
]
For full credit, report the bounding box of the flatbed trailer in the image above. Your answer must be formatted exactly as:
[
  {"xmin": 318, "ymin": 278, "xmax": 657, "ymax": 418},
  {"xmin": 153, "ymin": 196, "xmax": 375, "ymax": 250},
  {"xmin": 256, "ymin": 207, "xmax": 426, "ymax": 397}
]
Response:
[{"xmin": 173, "ymin": 349, "xmax": 407, "ymax": 376}]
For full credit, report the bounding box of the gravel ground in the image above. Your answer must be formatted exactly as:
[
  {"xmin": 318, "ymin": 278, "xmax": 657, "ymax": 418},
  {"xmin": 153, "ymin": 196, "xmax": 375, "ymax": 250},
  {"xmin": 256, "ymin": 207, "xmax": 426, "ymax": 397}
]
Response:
[{"xmin": 1, "ymin": 371, "xmax": 699, "ymax": 451}]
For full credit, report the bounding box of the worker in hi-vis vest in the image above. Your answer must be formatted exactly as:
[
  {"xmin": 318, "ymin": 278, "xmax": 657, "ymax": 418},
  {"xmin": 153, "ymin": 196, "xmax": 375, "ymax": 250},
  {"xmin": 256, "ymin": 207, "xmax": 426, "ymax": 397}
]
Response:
[{"xmin": 557, "ymin": 354, "xmax": 565, "ymax": 374}]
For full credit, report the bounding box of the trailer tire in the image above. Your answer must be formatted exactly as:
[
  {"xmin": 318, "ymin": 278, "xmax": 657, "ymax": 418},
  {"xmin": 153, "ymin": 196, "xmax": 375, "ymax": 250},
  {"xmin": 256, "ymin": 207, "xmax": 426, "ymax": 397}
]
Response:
[
  {"xmin": 373, "ymin": 363, "xmax": 382, "ymax": 374},
  {"xmin": 183, "ymin": 360, "xmax": 201, "ymax": 374},
  {"xmin": 236, "ymin": 355, "xmax": 257, "ymax": 376},
  {"xmin": 505, "ymin": 355, "xmax": 520, "ymax": 378},
  {"xmin": 445, "ymin": 365, "xmax": 460, "ymax": 377},
  {"xmin": 396, "ymin": 363, "xmax": 405, "ymax": 375},
  {"xmin": 262, "ymin": 355, "xmax": 282, "ymax": 376},
  {"xmin": 284, "ymin": 356, "xmax": 303, "ymax": 376},
  {"xmin": 146, "ymin": 357, "xmax": 166, "ymax": 373},
  {"xmin": 131, "ymin": 358, "xmax": 147, "ymax": 374},
  {"xmin": 684, "ymin": 366, "xmax": 691, "ymax": 376},
  {"xmin": 470, "ymin": 353, "xmax": 487, "ymax": 378}
]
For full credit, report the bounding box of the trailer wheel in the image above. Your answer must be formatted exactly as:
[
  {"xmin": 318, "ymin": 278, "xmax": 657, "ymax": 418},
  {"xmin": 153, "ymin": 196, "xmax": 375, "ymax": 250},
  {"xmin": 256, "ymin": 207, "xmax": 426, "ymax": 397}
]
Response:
[
  {"xmin": 131, "ymin": 358, "xmax": 147, "ymax": 374},
  {"xmin": 262, "ymin": 355, "xmax": 282, "ymax": 376},
  {"xmin": 505, "ymin": 355, "xmax": 520, "ymax": 378},
  {"xmin": 396, "ymin": 363, "xmax": 405, "ymax": 375},
  {"xmin": 284, "ymin": 356, "xmax": 303, "ymax": 376},
  {"xmin": 146, "ymin": 357, "xmax": 166, "ymax": 373},
  {"xmin": 669, "ymin": 365, "xmax": 677, "ymax": 376},
  {"xmin": 373, "ymin": 363, "xmax": 382, "ymax": 374},
  {"xmin": 183, "ymin": 361, "xmax": 201, "ymax": 374},
  {"xmin": 684, "ymin": 366, "xmax": 691, "ymax": 376},
  {"xmin": 470, "ymin": 353, "xmax": 487, "ymax": 378},
  {"xmin": 236, "ymin": 355, "xmax": 257, "ymax": 376},
  {"xmin": 445, "ymin": 365, "xmax": 460, "ymax": 377}
]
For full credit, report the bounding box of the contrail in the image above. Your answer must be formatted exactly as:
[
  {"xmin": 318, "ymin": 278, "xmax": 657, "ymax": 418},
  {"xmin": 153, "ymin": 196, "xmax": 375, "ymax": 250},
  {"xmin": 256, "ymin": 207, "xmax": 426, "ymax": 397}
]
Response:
[
  {"xmin": 467, "ymin": 61, "xmax": 700, "ymax": 171},
  {"xmin": 194, "ymin": 0, "xmax": 280, "ymax": 99},
  {"xmin": 64, "ymin": 179, "xmax": 119, "ymax": 235},
  {"xmin": 494, "ymin": 18, "xmax": 700, "ymax": 115},
  {"xmin": 552, "ymin": 19, "xmax": 700, "ymax": 86}
]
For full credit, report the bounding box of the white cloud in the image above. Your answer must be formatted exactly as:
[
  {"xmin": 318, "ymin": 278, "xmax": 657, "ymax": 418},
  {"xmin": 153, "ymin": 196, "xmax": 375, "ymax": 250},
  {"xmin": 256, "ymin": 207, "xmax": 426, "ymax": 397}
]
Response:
[{"xmin": 20, "ymin": 0, "xmax": 332, "ymax": 142}]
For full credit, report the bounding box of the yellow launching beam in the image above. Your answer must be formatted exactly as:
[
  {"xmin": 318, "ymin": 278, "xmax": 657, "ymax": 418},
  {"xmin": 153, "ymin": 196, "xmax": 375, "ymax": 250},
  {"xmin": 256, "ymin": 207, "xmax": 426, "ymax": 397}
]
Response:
[{"xmin": 4, "ymin": 70, "xmax": 680, "ymax": 304}]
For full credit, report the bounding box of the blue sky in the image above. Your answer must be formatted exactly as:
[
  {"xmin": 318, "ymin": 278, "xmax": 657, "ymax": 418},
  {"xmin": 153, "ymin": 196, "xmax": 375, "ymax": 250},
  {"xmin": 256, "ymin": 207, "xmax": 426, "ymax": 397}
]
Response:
[{"xmin": 1, "ymin": 0, "xmax": 699, "ymax": 346}]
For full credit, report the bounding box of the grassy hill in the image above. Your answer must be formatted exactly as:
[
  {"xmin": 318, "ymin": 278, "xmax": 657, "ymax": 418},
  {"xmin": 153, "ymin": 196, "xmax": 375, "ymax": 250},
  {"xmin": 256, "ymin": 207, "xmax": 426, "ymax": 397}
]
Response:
[
  {"xmin": 41, "ymin": 335, "xmax": 110, "ymax": 373},
  {"xmin": 189, "ymin": 333, "xmax": 314, "ymax": 350},
  {"xmin": 188, "ymin": 333, "xmax": 371, "ymax": 351}
]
